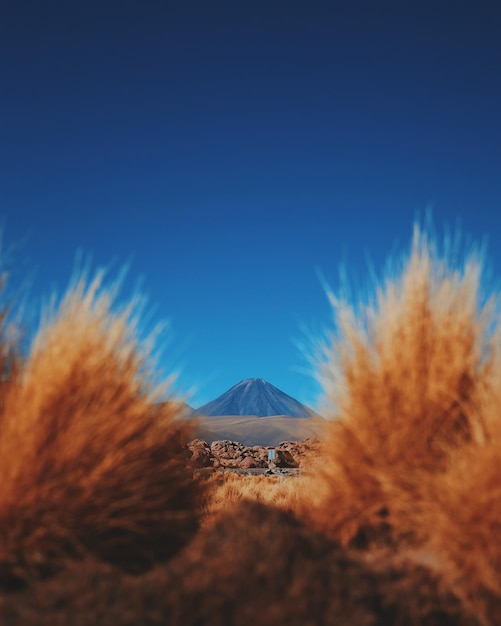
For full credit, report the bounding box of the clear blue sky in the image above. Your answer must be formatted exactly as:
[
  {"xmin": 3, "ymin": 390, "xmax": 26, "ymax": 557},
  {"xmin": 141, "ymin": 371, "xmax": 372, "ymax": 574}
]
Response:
[{"xmin": 1, "ymin": 1, "xmax": 500, "ymax": 408}]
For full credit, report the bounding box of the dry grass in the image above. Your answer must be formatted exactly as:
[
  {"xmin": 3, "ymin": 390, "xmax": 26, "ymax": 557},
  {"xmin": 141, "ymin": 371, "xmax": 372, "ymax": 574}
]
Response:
[
  {"xmin": 0, "ymin": 273, "xmax": 203, "ymax": 589},
  {"xmin": 309, "ymin": 226, "xmax": 499, "ymax": 550},
  {"xmin": 420, "ymin": 405, "xmax": 501, "ymax": 624},
  {"xmin": 0, "ymin": 501, "xmax": 476, "ymax": 626},
  {"xmin": 201, "ymin": 471, "xmax": 325, "ymax": 525},
  {"xmin": 2, "ymin": 225, "xmax": 501, "ymax": 624},
  {"xmin": 191, "ymin": 218, "xmax": 501, "ymax": 622}
]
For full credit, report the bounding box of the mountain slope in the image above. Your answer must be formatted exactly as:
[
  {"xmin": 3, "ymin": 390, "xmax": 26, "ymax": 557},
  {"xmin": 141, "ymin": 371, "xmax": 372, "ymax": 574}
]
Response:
[{"xmin": 195, "ymin": 378, "xmax": 314, "ymax": 418}]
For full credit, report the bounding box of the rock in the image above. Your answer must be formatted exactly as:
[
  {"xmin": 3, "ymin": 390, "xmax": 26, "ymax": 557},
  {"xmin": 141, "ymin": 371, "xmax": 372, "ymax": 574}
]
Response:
[
  {"xmin": 187, "ymin": 438, "xmax": 319, "ymax": 470},
  {"xmin": 210, "ymin": 440, "xmax": 246, "ymax": 459},
  {"xmin": 273, "ymin": 449, "xmax": 298, "ymax": 468},
  {"xmin": 189, "ymin": 448, "xmax": 212, "ymax": 469},
  {"xmin": 277, "ymin": 438, "xmax": 321, "ymax": 467},
  {"xmin": 187, "ymin": 439, "xmax": 212, "ymax": 469},
  {"xmin": 188, "ymin": 438, "xmax": 210, "ymax": 451},
  {"xmin": 240, "ymin": 456, "xmax": 267, "ymax": 469}
]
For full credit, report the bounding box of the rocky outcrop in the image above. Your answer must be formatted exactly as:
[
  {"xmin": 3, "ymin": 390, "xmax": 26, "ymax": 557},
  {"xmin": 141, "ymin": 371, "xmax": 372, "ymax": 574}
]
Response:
[
  {"xmin": 210, "ymin": 440, "xmax": 268, "ymax": 469},
  {"xmin": 186, "ymin": 438, "xmax": 320, "ymax": 470}
]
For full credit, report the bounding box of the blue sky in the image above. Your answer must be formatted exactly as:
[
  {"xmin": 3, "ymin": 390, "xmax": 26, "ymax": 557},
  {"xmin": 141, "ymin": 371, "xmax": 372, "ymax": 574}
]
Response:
[{"xmin": 1, "ymin": 1, "xmax": 501, "ymax": 408}]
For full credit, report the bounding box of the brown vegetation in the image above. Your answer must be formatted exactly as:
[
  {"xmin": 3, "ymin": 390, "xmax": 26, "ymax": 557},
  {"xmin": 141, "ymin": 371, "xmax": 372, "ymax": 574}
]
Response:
[
  {"xmin": 302, "ymin": 225, "xmax": 501, "ymax": 623},
  {"xmin": 0, "ymin": 501, "xmax": 476, "ymax": 626},
  {"xmin": 2, "ymin": 226, "xmax": 501, "ymax": 624},
  {"xmin": 201, "ymin": 472, "xmax": 322, "ymax": 526},
  {"xmin": 0, "ymin": 273, "xmax": 203, "ymax": 589},
  {"xmin": 311, "ymin": 226, "xmax": 497, "ymax": 549},
  {"xmin": 421, "ymin": 407, "xmax": 501, "ymax": 623}
]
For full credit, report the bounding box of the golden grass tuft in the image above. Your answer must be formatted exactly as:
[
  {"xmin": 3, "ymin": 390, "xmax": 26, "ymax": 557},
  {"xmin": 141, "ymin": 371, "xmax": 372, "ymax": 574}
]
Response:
[
  {"xmin": 311, "ymin": 225, "xmax": 499, "ymax": 548},
  {"xmin": 0, "ymin": 273, "xmax": 203, "ymax": 589}
]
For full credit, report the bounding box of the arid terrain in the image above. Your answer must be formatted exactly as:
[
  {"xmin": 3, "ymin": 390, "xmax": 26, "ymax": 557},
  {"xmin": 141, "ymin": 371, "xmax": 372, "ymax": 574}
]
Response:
[
  {"xmin": 193, "ymin": 414, "xmax": 321, "ymax": 447},
  {"xmin": 1, "ymin": 227, "xmax": 501, "ymax": 624}
]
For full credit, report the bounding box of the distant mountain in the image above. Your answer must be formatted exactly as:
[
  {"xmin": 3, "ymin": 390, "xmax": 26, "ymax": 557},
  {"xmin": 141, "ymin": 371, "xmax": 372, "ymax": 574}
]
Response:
[{"xmin": 195, "ymin": 378, "xmax": 314, "ymax": 418}]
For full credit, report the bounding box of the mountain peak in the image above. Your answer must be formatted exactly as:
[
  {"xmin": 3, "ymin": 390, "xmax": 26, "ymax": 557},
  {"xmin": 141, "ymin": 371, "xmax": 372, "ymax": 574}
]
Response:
[{"xmin": 195, "ymin": 378, "xmax": 313, "ymax": 418}]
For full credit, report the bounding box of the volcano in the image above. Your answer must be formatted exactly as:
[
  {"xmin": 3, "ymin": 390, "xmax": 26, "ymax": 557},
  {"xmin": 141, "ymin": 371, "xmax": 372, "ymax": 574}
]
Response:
[{"xmin": 194, "ymin": 378, "xmax": 314, "ymax": 418}]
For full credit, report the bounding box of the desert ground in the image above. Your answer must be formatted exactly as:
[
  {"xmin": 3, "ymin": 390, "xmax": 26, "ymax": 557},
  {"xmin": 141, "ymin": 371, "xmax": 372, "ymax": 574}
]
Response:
[
  {"xmin": 194, "ymin": 413, "xmax": 321, "ymax": 446},
  {"xmin": 0, "ymin": 227, "xmax": 500, "ymax": 624}
]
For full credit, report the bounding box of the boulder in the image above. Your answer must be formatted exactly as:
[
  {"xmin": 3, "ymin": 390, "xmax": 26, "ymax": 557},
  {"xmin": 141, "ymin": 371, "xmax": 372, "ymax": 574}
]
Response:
[
  {"xmin": 277, "ymin": 438, "xmax": 321, "ymax": 467},
  {"xmin": 210, "ymin": 440, "xmax": 246, "ymax": 459},
  {"xmin": 240, "ymin": 456, "xmax": 267, "ymax": 469},
  {"xmin": 273, "ymin": 449, "xmax": 298, "ymax": 469},
  {"xmin": 187, "ymin": 439, "xmax": 212, "ymax": 469}
]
